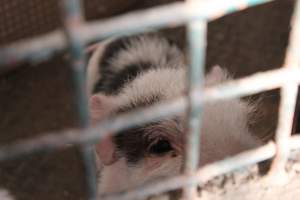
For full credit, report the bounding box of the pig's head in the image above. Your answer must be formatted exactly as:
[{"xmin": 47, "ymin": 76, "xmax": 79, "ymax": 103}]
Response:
[{"xmin": 89, "ymin": 65, "xmax": 260, "ymax": 195}]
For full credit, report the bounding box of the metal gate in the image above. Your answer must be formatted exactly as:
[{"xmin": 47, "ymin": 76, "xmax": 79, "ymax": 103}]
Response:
[{"xmin": 0, "ymin": 0, "xmax": 300, "ymax": 200}]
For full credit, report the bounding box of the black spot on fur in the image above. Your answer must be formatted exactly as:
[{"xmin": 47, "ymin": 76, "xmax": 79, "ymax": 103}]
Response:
[
  {"xmin": 114, "ymin": 120, "xmax": 170, "ymax": 164},
  {"xmin": 114, "ymin": 116, "xmax": 181, "ymax": 164},
  {"xmin": 92, "ymin": 33, "xmax": 181, "ymax": 95},
  {"xmin": 113, "ymin": 94, "xmax": 172, "ymax": 164},
  {"xmin": 100, "ymin": 36, "xmax": 134, "ymax": 69},
  {"xmin": 114, "ymin": 122, "xmax": 157, "ymax": 163}
]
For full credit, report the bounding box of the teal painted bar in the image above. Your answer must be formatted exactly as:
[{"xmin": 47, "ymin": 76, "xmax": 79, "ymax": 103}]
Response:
[
  {"xmin": 226, "ymin": 0, "xmax": 272, "ymax": 14},
  {"xmin": 60, "ymin": 0, "xmax": 98, "ymax": 199},
  {"xmin": 185, "ymin": 21, "xmax": 206, "ymax": 173},
  {"xmin": 182, "ymin": 18, "xmax": 207, "ymax": 200}
]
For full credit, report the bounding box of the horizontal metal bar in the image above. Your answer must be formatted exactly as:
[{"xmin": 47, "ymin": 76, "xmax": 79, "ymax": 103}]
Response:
[
  {"xmin": 80, "ymin": 0, "xmax": 273, "ymax": 42},
  {"xmin": 0, "ymin": 0, "xmax": 273, "ymax": 68},
  {"xmin": 195, "ymin": 67, "xmax": 300, "ymax": 101},
  {"xmin": 0, "ymin": 67, "xmax": 299, "ymax": 161},
  {"xmin": 100, "ymin": 135, "xmax": 300, "ymax": 200},
  {"xmin": 186, "ymin": 0, "xmax": 273, "ymax": 21},
  {"xmin": 0, "ymin": 30, "xmax": 65, "ymax": 70},
  {"xmin": 79, "ymin": 2, "xmax": 188, "ymax": 42}
]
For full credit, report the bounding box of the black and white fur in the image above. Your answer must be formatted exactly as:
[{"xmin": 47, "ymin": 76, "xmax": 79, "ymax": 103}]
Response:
[{"xmin": 86, "ymin": 34, "xmax": 260, "ymax": 195}]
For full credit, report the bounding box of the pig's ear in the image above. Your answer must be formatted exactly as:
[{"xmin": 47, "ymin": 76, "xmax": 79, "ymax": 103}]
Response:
[
  {"xmin": 89, "ymin": 94, "xmax": 114, "ymax": 122},
  {"xmin": 205, "ymin": 65, "xmax": 231, "ymax": 86},
  {"xmin": 96, "ymin": 135, "xmax": 118, "ymax": 166},
  {"xmin": 85, "ymin": 42, "xmax": 101, "ymax": 60},
  {"xmin": 89, "ymin": 94, "xmax": 119, "ymax": 165}
]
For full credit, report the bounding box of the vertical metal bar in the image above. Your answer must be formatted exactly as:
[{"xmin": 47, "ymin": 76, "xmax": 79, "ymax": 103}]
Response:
[
  {"xmin": 268, "ymin": 84, "xmax": 298, "ymax": 182},
  {"xmin": 60, "ymin": 0, "xmax": 97, "ymax": 199},
  {"xmin": 183, "ymin": 0, "xmax": 207, "ymax": 197},
  {"xmin": 185, "ymin": 20, "xmax": 206, "ymax": 174},
  {"xmin": 268, "ymin": 0, "xmax": 300, "ymax": 181},
  {"xmin": 283, "ymin": 0, "xmax": 300, "ymax": 68}
]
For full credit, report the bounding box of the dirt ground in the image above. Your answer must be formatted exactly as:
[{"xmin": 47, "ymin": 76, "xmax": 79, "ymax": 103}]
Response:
[{"xmin": 0, "ymin": 0, "xmax": 298, "ymax": 199}]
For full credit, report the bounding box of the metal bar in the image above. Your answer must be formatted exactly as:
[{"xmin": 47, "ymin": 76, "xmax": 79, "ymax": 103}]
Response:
[
  {"xmin": 285, "ymin": 0, "xmax": 300, "ymax": 135},
  {"xmin": 196, "ymin": 135, "xmax": 300, "ymax": 183},
  {"xmin": 185, "ymin": 18, "xmax": 206, "ymax": 175},
  {"xmin": 1, "ymin": 67, "xmax": 300, "ymax": 161},
  {"xmin": 185, "ymin": 0, "xmax": 273, "ymax": 21},
  {"xmin": 268, "ymin": 0, "xmax": 300, "ymax": 181},
  {"xmin": 60, "ymin": 0, "xmax": 97, "ymax": 199},
  {"xmin": 183, "ymin": 3, "xmax": 207, "ymax": 197},
  {"xmin": 0, "ymin": 30, "xmax": 65, "ymax": 71},
  {"xmin": 81, "ymin": 0, "xmax": 273, "ymax": 42},
  {"xmin": 283, "ymin": 0, "xmax": 300, "ymax": 68},
  {"xmin": 0, "ymin": 0, "xmax": 296, "ymax": 199},
  {"xmin": 268, "ymin": 84, "xmax": 298, "ymax": 180},
  {"xmin": 79, "ymin": 2, "xmax": 188, "ymax": 42},
  {"xmin": 0, "ymin": 0, "xmax": 273, "ymax": 68},
  {"xmin": 98, "ymin": 135, "xmax": 300, "ymax": 200}
]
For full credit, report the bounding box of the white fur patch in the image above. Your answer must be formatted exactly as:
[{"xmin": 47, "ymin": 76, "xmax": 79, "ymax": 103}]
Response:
[{"xmin": 114, "ymin": 67, "xmax": 186, "ymax": 110}]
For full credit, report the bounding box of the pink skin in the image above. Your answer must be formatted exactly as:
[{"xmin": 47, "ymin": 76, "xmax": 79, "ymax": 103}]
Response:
[{"xmin": 89, "ymin": 95, "xmax": 117, "ymax": 166}]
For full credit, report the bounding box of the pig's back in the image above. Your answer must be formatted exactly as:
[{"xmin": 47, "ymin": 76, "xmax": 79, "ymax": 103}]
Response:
[{"xmin": 86, "ymin": 34, "xmax": 184, "ymax": 96}]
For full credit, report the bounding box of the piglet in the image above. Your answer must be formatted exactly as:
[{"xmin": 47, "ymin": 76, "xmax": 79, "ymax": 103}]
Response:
[{"xmin": 86, "ymin": 34, "xmax": 261, "ymax": 196}]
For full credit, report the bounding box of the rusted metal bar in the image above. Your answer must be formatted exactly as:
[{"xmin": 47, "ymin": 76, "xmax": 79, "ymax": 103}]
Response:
[
  {"xmin": 1, "ymin": 67, "xmax": 300, "ymax": 161},
  {"xmin": 98, "ymin": 135, "xmax": 300, "ymax": 200},
  {"xmin": 60, "ymin": 0, "xmax": 97, "ymax": 199},
  {"xmin": 0, "ymin": 0, "xmax": 273, "ymax": 68}
]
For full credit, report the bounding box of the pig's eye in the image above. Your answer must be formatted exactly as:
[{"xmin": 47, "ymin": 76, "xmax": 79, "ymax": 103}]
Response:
[{"xmin": 148, "ymin": 139, "xmax": 173, "ymax": 155}]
